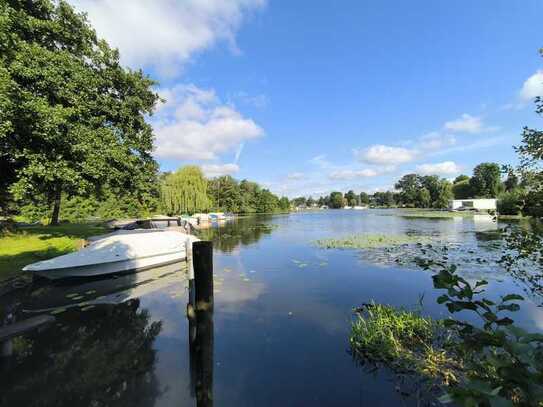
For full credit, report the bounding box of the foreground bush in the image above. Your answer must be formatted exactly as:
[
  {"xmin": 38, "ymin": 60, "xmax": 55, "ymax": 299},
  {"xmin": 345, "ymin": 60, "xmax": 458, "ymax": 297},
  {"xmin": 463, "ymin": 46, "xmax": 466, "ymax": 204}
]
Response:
[{"xmin": 351, "ymin": 263, "xmax": 543, "ymax": 406}]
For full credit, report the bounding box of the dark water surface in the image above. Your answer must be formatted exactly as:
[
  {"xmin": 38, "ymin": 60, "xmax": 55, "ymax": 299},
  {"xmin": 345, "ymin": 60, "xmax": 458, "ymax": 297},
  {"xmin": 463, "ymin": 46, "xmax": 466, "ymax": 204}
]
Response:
[{"xmin": 1, "ymin": 210, "xmax": 542, "ymax": 406}]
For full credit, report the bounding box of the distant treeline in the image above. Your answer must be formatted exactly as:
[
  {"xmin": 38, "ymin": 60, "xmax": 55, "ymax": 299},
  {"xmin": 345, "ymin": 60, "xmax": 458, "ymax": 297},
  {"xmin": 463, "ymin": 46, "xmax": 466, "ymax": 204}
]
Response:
[{"xmin": 293, "ymin": 159, "xmax": 542, "ymax": 217}]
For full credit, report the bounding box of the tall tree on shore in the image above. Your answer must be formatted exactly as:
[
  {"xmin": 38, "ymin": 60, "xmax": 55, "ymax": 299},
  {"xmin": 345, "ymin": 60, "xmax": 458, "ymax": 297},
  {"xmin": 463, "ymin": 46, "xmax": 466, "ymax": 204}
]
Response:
[
  {"xmin": 160, "ymin": 166, "xmax": 210, "ymax": 215},
  {"xmin": 452, "ymin": 178, "xmax": 472, "ymax": 199},
  {"xmin": 421, "ymin": 175, "xmax": 453, "ymax": 208},
  {"xmin": 1, "ymin": 0, "xmax": 160, "ymax": 224},
  {"xmin": 329, "ymin": 192, "xmax": 345, "ymax": 209},
  {"xmin": 395, "ymin": 174, "xmax": 421, "ymax": 206},
  {"xmin": 344, "ymin": 190, "xmax": 357, "ymax": 206},
  {"xmin": 469, "ymin": 163, "xmax": 502, "ymax": 198}
]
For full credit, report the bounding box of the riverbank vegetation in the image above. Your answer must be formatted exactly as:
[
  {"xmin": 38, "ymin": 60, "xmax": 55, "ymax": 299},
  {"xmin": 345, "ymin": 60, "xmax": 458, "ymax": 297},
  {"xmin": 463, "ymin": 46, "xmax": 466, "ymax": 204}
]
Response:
[{"xmin": 0, "ymin": 223, "xmax": 107, "ymax": 282}]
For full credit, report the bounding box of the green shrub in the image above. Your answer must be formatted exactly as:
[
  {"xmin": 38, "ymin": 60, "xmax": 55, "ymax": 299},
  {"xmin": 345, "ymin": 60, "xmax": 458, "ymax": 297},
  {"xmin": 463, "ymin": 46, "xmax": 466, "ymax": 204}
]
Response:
[{"xmin": 497, "ymin": 189, "xmax": 525, "ymax": 215}]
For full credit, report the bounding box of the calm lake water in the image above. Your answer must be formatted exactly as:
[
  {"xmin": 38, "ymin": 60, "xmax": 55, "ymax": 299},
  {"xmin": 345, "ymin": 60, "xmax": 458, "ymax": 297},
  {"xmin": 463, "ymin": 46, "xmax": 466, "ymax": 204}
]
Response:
[{"xmin": 1, "ymin": 209, "xmax": 542, "ymax": 406}]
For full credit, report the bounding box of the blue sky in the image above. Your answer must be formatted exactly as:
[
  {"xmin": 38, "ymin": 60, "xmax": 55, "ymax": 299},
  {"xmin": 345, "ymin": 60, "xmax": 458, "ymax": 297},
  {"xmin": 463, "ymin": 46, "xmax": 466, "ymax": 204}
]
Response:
[{"xmin": 72, "ymin": 0, "xmax": 543, "ymax": 197}]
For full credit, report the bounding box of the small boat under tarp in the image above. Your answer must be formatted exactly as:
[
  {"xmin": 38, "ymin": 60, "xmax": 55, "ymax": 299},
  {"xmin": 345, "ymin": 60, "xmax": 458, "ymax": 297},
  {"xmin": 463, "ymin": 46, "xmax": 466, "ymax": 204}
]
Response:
[{"xmin": 23, "ymin": 230, "xmax": 198, "ymax": 280}]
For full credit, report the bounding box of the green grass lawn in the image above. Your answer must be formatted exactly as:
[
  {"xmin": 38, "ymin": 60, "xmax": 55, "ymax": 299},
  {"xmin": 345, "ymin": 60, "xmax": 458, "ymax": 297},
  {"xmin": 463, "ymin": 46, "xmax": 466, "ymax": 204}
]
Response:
[{"xmin": 0, "ymin": 223, "xmax": 107, "ymax": 282}]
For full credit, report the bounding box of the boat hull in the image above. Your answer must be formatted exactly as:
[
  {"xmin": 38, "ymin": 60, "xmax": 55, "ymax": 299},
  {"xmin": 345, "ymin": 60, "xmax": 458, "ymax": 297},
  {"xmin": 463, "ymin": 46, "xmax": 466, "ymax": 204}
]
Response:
[
  {"xmin": 32, "ymin": 251, "xmax": 187, "ymax": 280},
  {"xmin": 23, "ymin": 230, "xmax": 198, "ymax": 280}
]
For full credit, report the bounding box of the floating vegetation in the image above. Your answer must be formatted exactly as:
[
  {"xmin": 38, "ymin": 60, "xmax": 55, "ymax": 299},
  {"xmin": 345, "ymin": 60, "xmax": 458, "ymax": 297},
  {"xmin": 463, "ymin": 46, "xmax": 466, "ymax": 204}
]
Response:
[
  {"xmin": 315, "ymin": 234, "xmax": 428, "ymax": 249},
  {"xmin": 350, "ymin": 303, "xmax": 459, "ymax": 389},
  {"xmin": 396, "ymin": 210, "xmax": 471, "ymax": 219},
  {"xmin": 50, "ymin": 307, "xmax": 67, "ymax": 315}
]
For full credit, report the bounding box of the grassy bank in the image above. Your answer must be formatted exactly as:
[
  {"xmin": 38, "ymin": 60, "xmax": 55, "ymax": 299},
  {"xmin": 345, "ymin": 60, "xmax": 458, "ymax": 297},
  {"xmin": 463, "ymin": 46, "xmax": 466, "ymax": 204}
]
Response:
[
  {"xmin": 0, "ymin": 223, "xmax": 107, "ymax": 282},
  {"xmin": 395, "ymin": 208, "xmax": 530, "ymax": 221},
  {"xmin": 396, "ymin": 209, "xmax": 474, "ymax": 219},
  {"xmin": 315, "ymin": 234, "xmax": 428, "ymax": 249}
]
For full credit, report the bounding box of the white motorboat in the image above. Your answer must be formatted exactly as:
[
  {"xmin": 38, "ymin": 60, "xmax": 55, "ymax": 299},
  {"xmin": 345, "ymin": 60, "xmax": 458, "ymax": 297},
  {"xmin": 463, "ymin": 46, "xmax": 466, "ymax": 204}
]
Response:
[{"xmin": 23, "ymin": 230, "xmax": 199, "ymax": 280}]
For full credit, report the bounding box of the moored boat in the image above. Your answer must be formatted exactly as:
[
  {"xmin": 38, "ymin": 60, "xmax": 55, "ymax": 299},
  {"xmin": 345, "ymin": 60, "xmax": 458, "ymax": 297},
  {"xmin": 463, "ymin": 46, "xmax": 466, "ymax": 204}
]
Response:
[{"xmin": 23, "ymin": 230, "xmax": 198, "ymax": 280}]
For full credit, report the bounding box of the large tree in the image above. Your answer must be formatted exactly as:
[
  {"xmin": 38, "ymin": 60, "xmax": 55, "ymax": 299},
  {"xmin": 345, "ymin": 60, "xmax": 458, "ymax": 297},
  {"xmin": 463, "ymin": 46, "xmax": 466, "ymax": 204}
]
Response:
[
  {"xmin": 160, "ymin": 166, "xmax": 210, "ymax": 215},
  {"xmin": 328, "ymin": 192, "xmax": 345, "ymax": 209},
  {"xmin": 469, "ymin": 163, "xmax": 502, "ymax": 198},
  {"xmin": 344, "ymin": 190, "xmax": 357, "ymax": 206},
  {"xmin": 208, "ymin": 176, "xmax": 241, "ymax": 213},
  {"xmin": 420, "ymin": 175, "xmax": 453, "ymax": 208},
  {"xmin": 452, "ymin": 179, "xmax": 472, "ymax": 199},
  {"xmin": 1, "ymin": 0, "xmax": 160, "ymax": 224},
  {"xmin": 395, "ymin": 174, "xmax": 421, "ymax": 206}
]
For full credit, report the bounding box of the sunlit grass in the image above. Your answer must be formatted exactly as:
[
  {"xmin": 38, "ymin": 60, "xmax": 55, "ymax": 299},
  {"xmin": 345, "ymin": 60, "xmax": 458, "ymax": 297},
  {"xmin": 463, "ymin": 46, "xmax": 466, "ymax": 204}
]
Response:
[
  {"xmin": 0, "ymin": 223, "xmax": 107, "ymax": 281},
  {"xmin": 350, "ymin": 303, "xmax": 460, "ymax": 386}
]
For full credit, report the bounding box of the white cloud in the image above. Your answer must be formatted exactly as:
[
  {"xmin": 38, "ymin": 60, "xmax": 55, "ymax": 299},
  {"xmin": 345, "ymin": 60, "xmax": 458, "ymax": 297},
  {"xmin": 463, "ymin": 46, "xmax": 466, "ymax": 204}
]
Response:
[
  {"xmin": 418, "ymin": 132, "xmax": 456, "ymax": 151},
  {"xmin": 202, "ymin": 163, "xmax": 240, "ymax": 177},
  {"xmin": 416, "ymin": 161, "xmax": 461, "ymax": 176},
  {"xmin": 520, "ymin": 70, "xmax": 543, "ymax": 101},
  {"xmin": 287, "ymin": 172, "xmax": 305, "ymax": 180},
  {"xmin": 329, "ymin": 169, "xmax": 379, "ymax": 180},
  {"xmin": 153, "ymin": 84, "xmax": 263, "ymax": 160},
  {"xmin": 71, "ymin": 0, "xmax": 265, "ymax": 73},
  {"xmin": 354, "ymin": 145, "xmax": 418, "ymax": 166},
  {"xmin": 309, "ymin": 154, "xmax": 332, "ymax": 169},
  {"xmin": 444, "ymin": 114, "xmax": 486, "ymax": 133}
]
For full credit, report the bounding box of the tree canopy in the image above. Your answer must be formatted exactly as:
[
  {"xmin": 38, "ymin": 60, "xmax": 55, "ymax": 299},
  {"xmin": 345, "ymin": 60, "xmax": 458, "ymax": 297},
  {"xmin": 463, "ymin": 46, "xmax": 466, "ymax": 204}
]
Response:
[
  {"xmin": 469, "ymin": 163, "xmax": 502, "ymax": 198},
  {"xmin": 1, "ymin": 0, "xmax": 160, "ymax": 223},
  {"xmin": 160, "ymin": 166, "xmax": 210, "ymax": 215}
]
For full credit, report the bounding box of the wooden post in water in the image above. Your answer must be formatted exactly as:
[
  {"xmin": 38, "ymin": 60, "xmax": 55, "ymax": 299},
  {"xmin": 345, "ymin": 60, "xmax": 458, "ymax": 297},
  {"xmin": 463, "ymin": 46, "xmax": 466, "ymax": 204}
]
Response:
[
  {"xmin": 193, "ymin": 241, "xmax": 213, "ymax": 312},
  {"xmin": 186, "ymin": 240, "xmax": 214, "ymax": 407}
]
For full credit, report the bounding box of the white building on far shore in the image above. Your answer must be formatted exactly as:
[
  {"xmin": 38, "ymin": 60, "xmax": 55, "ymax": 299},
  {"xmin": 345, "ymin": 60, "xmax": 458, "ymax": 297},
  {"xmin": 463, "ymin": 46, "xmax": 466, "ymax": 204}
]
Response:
[{"xmin": 448, "ymin": 199, "xmax": 497, "ymax": 211}]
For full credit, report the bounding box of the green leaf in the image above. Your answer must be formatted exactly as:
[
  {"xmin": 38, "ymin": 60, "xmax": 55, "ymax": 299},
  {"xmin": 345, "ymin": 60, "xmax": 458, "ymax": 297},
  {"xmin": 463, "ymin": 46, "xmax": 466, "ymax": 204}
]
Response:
[
  {"xmin": 495, "ymin": 317, "xmax": 514, "ymax": 326},
  {"xmin": 437, "ymin": 294, "xmax": 449, "ymax": 304},
  {"xmin": 497, "ymin": 303, "xmax": 520, "ymax": 312},
  {"xmin": 501, "ymin": 294, "xmax": 524, "ymax": 302}
]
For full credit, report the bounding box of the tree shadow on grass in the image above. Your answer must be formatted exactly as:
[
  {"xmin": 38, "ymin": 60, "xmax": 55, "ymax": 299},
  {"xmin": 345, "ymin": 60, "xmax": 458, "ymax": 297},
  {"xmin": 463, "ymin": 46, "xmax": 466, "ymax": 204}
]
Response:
[{"xmin": 0, "ymin": 247, "xmax": 75, "ymax": 282}]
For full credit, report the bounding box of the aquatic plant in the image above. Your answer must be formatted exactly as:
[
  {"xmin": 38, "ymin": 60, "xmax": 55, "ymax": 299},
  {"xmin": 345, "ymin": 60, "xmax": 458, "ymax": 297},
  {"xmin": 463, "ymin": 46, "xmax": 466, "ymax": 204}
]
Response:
[
  {"xmin": 315, "ymin": 234, "xmax": 427, "ymax": 249},
  {"xmin": 350, "ymin": 303, "xmax": 460, "ymax": 389},
  {"xmin": 352, "ymin": 258, "xmax": 543, "ymax": 406}
]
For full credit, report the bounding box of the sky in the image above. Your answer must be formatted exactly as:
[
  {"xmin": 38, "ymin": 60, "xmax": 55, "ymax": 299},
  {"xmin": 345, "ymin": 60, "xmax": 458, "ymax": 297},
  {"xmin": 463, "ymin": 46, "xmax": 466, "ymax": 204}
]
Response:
[{"xmin": 69, "ymin": 0, "xmax": 543, "ymax": 198}]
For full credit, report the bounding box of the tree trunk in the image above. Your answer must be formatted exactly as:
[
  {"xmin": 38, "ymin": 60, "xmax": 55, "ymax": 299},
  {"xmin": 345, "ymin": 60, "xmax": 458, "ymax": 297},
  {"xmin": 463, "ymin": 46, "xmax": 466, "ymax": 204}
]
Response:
[{"xmin": 50, "ymin": 185, "xmax": 61, "ymax": 226}]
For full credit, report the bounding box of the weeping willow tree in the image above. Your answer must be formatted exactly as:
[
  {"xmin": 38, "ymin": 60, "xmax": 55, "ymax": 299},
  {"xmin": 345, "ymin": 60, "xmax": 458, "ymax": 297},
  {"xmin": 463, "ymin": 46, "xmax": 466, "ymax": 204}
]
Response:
[{"xmin": 161, "ymin": 166, "xmax": 210, "ymax": 215}]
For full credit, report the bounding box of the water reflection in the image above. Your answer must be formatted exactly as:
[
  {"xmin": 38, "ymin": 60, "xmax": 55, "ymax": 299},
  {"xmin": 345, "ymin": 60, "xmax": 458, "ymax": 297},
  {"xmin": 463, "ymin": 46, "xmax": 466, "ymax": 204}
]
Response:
[
  {"xmin": 188, "ymin": 289, "xmax": 214, "ymax": 406},
  {"xmin": 0, "ymin": 299, "xmax": 162, "ymax": 407},
  {"xmin": 196, "ymin": 215, "xmax": 277, "ymax": 253}
]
